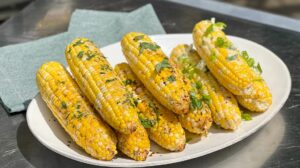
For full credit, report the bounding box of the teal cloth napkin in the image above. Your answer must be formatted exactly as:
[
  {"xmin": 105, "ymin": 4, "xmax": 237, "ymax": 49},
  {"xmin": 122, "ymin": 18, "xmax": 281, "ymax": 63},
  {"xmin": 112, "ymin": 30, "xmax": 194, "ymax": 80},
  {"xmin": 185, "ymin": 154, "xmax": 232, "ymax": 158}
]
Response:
[{"xmin": 0, "ymin": 4, "xmax": 165, "ymax": 113}]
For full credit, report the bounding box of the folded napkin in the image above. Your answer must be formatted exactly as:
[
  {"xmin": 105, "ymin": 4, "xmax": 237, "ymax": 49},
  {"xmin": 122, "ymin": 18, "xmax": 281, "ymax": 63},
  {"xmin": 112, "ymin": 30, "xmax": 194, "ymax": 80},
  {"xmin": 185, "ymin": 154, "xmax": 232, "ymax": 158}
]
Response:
[{"xmin": 0, "ymin": 4, "xmax": 165, "ymax": 113}]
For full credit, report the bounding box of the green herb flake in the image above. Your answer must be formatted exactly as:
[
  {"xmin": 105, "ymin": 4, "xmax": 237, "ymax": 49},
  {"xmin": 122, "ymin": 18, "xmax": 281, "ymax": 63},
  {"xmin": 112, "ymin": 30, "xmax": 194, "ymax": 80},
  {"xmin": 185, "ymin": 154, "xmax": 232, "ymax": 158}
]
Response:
[
  {"xmin": 214, "ymin": 22, "xmax": 227, "ymax": 29},
  {"xmin": 73, "ymin": 40, "xmax": 84, "ymax": 47},
  {"xmin": 204, "ymin": 24, "xmax": 214, "ymax": 36},
  {"xmin": 76, "ymin": 104, "xmax": 80, "ymax": 109},
  {"xmin": 76, "ymin": 111, "xmax": 84, "ymax": 119},
  {"xmin": 195, "ymin": 81, "xmax": 202, "ymax": 90},
  {"xmin": 227, "ymin": 54, "xmax": 237, "ymax": 61},
  {"xmin": 61, "ymin": 101, "xmax": 67, "ymax": 109},
  {"xmin": 215, "ymin": 37, "xmax": 225, "ymax": 47},
  {"xmin": 210, "ymin": 52, "xmax": 217, "ymax": 61},
  {"xmin": 202, "ymin": 94, "xmax": 211, "ymax": 102},
  {"xmin": 139, "ymin": 118, "xmax": 156, "ymax": 128},
  {"xmin": 242, "ymin": 113, "xmax": 252, "ymax": 121},
  {"xmin": 86, "ymin": 53, "xmax": 96, "ymax": 60},
  {"xmin": 167, "ymin": 75, "xmax": 176, "ymax": 83},
  {"xmin": 133, "ymin": 35, "xmax": 144, "ymax": 41},
  {"xmin": 77, "ymin": 51, "xmax": 84, "ymax": 59},
  {"xmin": 101, "ymin": 65, "xmax": 112, "ymax": 71},
  {"xmin": 139, "ymin": 42, "xmax": 160, "ymax": 55},
  {"xmin": 256, "ymin": 63, "xmax": 263, "ymax": 74},
  {"xmin": 105, "ymin": 78, "xmax": 117, "ymax": 83},
  {"xmin": 190, "ymin": 92, "xmax": 202, "ymax": 110},
  {"xmin": 155, "ymin": 58, "xmax": 171, "ymax": 72},
  {"xmin": 123, "ymin": 79, "xmax": 133, "ymax": 86}
]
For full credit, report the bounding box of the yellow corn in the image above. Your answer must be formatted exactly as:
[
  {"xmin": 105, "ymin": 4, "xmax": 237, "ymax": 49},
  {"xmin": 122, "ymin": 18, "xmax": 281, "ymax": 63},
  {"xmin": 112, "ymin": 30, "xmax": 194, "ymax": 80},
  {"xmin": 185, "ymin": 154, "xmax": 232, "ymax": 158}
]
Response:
[
  {"xmin": 121, "ymin": 32, "xmax": 190, "ymax": 114},
  {"xmin": 193, "ymin": 19, "xmax": 272, "ymax": 112},
  {"xmin": 115, "ymin": 63, "xmax": 186, "ymax": 151},
  {"xmin": 65, "ymin": 38, "xmax": 140, "ymax": 134},
  {"xmin": 193, "ymin": 19, "xmax": 256, "ymax": 96},
  {"xmin": 36, "ymin": 62, "xmax": 117, "ymax": 160},
  {"xmin": 170, "ymin": 44, "xmax": 241, "ymax": 130},
  {"xmin": 237, "ymin": 79, "xmax": 272, "ymax": 112},
  {"xmin": 117, "ymin": 125, "xmax": 150, "ymax": 161}
]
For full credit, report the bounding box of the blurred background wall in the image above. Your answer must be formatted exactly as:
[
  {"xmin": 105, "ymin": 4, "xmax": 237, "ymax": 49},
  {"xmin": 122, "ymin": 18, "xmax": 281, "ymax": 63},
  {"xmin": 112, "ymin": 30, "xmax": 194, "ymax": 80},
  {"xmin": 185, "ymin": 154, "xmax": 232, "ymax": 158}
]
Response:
[{"xmin": 0, "ymin": 0, "xmax": 299, "ymax": 25}]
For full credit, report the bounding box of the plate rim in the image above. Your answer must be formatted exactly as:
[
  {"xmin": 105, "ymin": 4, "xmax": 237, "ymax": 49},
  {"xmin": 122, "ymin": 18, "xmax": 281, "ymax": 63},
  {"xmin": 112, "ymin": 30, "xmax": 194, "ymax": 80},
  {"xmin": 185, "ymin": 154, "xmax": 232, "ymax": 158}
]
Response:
[{"xmin": 27, "ymin": 33, "xmax": 292, "ymax": 167}]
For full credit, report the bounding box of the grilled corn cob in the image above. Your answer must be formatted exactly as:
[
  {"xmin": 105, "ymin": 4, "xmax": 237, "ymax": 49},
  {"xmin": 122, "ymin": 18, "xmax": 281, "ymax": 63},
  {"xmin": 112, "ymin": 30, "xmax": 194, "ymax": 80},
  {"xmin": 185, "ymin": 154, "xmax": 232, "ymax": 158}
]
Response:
[
  {"xmin": 193, "ymin": 19, "xmax": 272, "ymax": 111},
  {"xmin": 236, "ymin": 79, "xmax": 272, "ymax": 112},
  {"xmin": 193, "ymin": 19, "xmax": 256, "ymax": 96},
  {"xmin": 121, "ymin": 32, "xmax": 190, "ymax": 114},
  {"xmin": 170, "ymin": 44, "xmax": 241, "ymax": 130},
  {"xmin": 36, "ymin": 62, "xmax": 117, "ymax": 160},
  {"xmin": 117, "ymin": 124, "xmax": 150, "ymax": 161},
  {"xmin": 115, "ymin": 63, "xmax": 186, "ymax": 151},
  {"xmin": 65, "ymin": 38, "xmax": 140, "ymax": 134}
]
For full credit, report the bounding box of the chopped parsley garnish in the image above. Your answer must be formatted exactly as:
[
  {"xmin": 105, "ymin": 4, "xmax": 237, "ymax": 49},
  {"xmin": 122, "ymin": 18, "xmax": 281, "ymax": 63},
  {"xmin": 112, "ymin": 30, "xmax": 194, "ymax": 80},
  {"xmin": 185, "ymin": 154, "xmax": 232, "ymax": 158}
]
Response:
[
  {"xmin": 242, "ymin": 113, "xmax": 252, "ymax": 121},
  {"xmin": 76, "ymin": 104, "xmax": 80, "ymax": 109},
  {"xmin": 86, "ymin": 53, "xmax": 96, "ymax": 60},
  {"xmin": 139, "ymin": 42, "xmax": 160, "ymax": 55},
  {"xmin": 148, "ymin": 102, "xmax": 160, "ymax": 122},
  {"xmin": 256, "ymin": 63, "xmax": 263, "ymax": 74},
  {"xmin": 167, "ymin": 75, "xmax": 176, "ymax": 82},
  {"xmin": 76, "ymin": 111, "xmax": 84, "ymax": 119},
  {"xmin": 190, "ymin": 92, "xmax": 202, "ymax": 110},
  {"xmin": 204, "ymin": 22, "xmax": 227, "ymax": 36},
  {"xmin": 139, "ymin": 118, "xmax": 156, "ymax": 128},
  {"xmin": 61, "ymin": 101, "xmax": 67, "ymax": 109},
  {"xmin": 204, "ymin": 24, "xmax": 214, "ymax": 36},
  {"xmin": 133, "ymin": 35, "xmax": 144, "ymax": 41},
  {"xmin": 210, "ymin": 52, "xmax": 217, "ymax": 61},
  {"xmin": 241, "ymin": 51, "xmax": 263, "ymax": 73},
  {"xmin": 100, "ymin": 72, "xmax": 106, "ymax": 74},
  {"xmin": 73, "ymin": 40, "xmax": 84, "ymax": 47},
  {"xmin": 105, "ymin": 78, "xmax": 117, "ymax": 83},
  {"xmin": 215, "ymin": 37, "xmax": 225, "ymax": 47},
  {"xmin": 195, "ymin": 81, "xmax": 202, "ymax": 90},
  {"xmin": 214, "ymin": 22, "xmax": 227, "ymax": 29},
  {"xmin": 202, "ymin": 94, "xmax": 211, "ymax": 102},
  {"xmin": 123, "ymin": 79, "xmax": 133, "ymax": 86},
  {"xmin": 227, "ymin": 54, "xmax": 237, "ymax": 61},
  {"xmin": 155, "ymin": 58, "xmax": 171, "ymax": 72},
  {"xmin": 77, "ymin": 51, "xmax": 84, "ymax": 58},
  {"xmin": 101, "ymin": 65, "xmax": 112, "ymax": 71}
]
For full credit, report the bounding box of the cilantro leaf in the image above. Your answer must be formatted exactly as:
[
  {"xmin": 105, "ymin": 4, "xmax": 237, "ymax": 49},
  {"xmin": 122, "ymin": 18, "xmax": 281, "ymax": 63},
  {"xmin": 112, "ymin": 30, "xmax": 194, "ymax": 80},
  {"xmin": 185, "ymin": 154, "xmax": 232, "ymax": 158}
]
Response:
[
  {"xmin": 139, "ymin": 118, "xmax": 156, "ymax": 128},
  {"xmin": 105, "ymin": 78, "xmax": 117, "ymax": 83},
  {"xmin": 256, "ymin": 63, "xmax": 263, "ymax": 74},
  {"xmin": 214, "ymin": 22, "xmax": 227, "ymax": 29},
  {"xmin": 204, "ymin": 24, "xmax": 214, "ymax": 36},
  {"xmin": 167, "ymin": 75, "xmax": 176, "ymax": 82},
  {"xmin": 227, "ymin": 54, "xmax": 237, "ymax": 61},
  {"xmin": 77, "ymin": 51, "xmax": 84, "ymax": 59},
  {"xmin": 61, "ymin": 101, "xmax": 67, "ymax": 109},
  {"xmin": 215, "ymin": 37, "xmax": 225, "ymax": 47},
  {"xmin": 190, "ymin": 92, "xmax": 202, "ymax": 110},
  {"xmin": 242, "ymin": 113, "xmax": 252, "ymax": 121},
  {"xmin": 123, "ymin": 79, "xmax": 134, "ymax": 86},
  {"xmin": 155, "ymin": 58, "xmax": 171, "ymax": 72},
  {"xmin": 139, "ymin": 42, "xmax": 160, "ymax": 55},
  {"xmin": 133, "ymin": 35, "xmax": 144, "ymax": 41}
]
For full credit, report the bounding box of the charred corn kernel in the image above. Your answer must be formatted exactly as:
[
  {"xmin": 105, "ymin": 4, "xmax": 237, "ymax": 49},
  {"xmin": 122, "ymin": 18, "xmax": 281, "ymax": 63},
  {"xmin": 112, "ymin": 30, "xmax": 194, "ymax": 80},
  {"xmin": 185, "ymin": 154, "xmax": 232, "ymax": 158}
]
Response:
[
  {"xmin": 117, "ymin": 124, "xmax": 150, "ymax": 161},
  {"xmin": 36, "ymin": 62, "xmax": 117, "ymax": 160},
  {"xmin": 115, "ymin": 63, "xmax": 186, "ymax": 151},
  {"xmin": 170, "ymin": 44, "xmax": 241, "ymax": 130},
  {"xmin": 237, "ymin": 79, "xmax": 272, "ymax": 112},
  {"xmin": 193, "ymin": 19, "xmax": 256, "ymax": 96},
  {"xmin": 121, "ymin": 32, "xmax": 190, "ymax": 114},
  {"xmin": 65, "ymin": 38, "xmax": 140, "ymax": 134}
]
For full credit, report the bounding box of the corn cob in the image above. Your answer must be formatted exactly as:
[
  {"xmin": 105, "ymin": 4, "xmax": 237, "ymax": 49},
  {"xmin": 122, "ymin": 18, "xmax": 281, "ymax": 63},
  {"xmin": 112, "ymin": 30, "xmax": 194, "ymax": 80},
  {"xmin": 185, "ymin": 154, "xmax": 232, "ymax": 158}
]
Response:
[
  {"xmin": 236, "ymin": 79, "xmax": 272, "ymax": 112},
  {"xmin": 117, "ymin": 124, "xmax": 150, "ymax": 161},
  {"xmin": 65, "ymin": 38, "xmax": 140, "ymax": 134},
  {"xmin": 193, "ymin": 19, "xmax": 272, "ymax": 112},
  {"xmin": 170, "ymin": 44, "xmax": 241, "ymax": 130},
  {"xmin": 193, "ymin": 19, "xmax": 256, "ymax": 96},
  {"xmin": 115, "ymin": 63, "xmax": 186, "ymax": 151},
  {"xmin": 121, "ymin": 32, "xmax": 190, "ymax": 114},
  {"xmin": 36, "ymin": 62, "xmax": 117, "ymax": 160}
]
